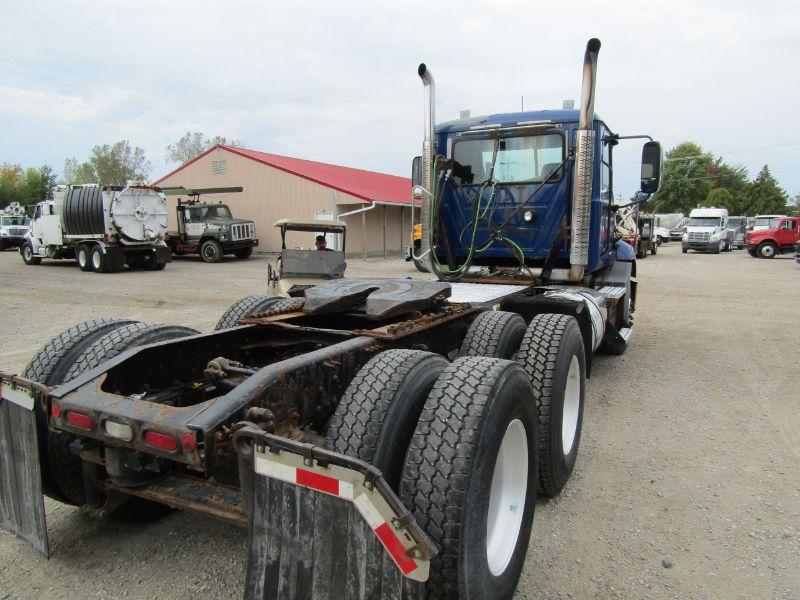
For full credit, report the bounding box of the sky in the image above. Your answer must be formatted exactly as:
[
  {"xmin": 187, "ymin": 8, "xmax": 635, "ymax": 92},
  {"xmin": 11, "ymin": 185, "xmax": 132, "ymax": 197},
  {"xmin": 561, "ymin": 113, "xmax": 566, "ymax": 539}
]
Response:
[{"xmin": 2, "ymin": 0, "xmax": 799, "ymax": 201}]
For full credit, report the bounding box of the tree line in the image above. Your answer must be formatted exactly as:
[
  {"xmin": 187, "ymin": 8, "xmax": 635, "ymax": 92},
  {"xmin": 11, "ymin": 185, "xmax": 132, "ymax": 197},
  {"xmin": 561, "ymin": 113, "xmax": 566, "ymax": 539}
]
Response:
[
  {"xmin": 0, "ymin": 132, "xmax": 241, "ymax": 210},
  {"xmin": 648, "ymin": 141, "xmax": 797, "ymax": 216}
]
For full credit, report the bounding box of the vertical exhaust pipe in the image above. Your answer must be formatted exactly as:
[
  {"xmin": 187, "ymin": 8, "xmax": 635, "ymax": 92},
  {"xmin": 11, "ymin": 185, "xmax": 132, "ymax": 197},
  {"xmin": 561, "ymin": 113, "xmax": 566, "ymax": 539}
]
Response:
[
  {"xmin": 418, "ymin": 63, "xmax": 435, "ymax": 264},
  {"xmin": 569, "ymin": 38, "xmax": 601, "ymax": 282}
]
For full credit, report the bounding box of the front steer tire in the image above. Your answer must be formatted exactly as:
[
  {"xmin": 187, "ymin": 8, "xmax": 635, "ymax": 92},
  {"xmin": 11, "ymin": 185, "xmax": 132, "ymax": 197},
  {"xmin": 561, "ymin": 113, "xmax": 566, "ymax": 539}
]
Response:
[
  {"xmin": 200, "ymin": 239, "xmax": 223, "ymax": 263},
  {"xmin": 517, "ymin": 313, "xmax": 586, "ymax": 498},
  {"xmin": 459, "ymin": 310, "xmax": 526, "ymax": 359},
  {"xmin": 214, "ymin": 295, "xmax": 284, "ymax": 330},
  {"xmin": 23, "ymin": 318, "xmax": 138, "ymax": 503},
  {"xmin": 400, "ymin": 357, "xmax": 538, "ymax": 599},
  {"xmin": 21, "ymin": 242, "xmax": 42, "ymax": 265},
  {"xmin": 234, "ymin": 246, "xmax": 253, "ymax": 259},
  {"xmin": 326, "ymin": 349, "xmax": 447, "ymax": 491},
  {"xmin": 757, "ymin": 241, "xmax": 778, "ymax": 259}
]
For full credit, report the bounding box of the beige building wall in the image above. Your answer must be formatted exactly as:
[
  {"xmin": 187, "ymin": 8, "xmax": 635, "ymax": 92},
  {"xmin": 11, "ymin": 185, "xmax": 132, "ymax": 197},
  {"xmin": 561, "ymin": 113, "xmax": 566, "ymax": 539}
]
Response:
[{"xmin": 156, "ymin": 147, "xmax": 410, "ymax": 254}]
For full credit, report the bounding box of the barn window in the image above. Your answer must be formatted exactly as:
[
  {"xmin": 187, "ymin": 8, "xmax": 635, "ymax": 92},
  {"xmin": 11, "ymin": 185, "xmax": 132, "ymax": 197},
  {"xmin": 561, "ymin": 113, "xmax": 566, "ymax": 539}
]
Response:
[{"xmin": 212, "ymin": 160, "xmax": 227, "ymax": 175}]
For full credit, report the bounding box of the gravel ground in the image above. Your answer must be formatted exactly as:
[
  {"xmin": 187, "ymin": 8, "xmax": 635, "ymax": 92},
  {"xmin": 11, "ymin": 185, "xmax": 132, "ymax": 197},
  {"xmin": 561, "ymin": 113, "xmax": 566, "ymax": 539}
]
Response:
[{"xmin": 0, "ymin": 245, "xmax": 797, "ymax": 599}]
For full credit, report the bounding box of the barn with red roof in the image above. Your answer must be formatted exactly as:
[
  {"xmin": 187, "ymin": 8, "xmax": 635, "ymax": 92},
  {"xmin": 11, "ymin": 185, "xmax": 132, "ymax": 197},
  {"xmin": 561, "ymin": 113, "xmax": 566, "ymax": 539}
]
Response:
[{"xmin": 153, "ymin": 144, "xmax": 416, "ymax": 256}]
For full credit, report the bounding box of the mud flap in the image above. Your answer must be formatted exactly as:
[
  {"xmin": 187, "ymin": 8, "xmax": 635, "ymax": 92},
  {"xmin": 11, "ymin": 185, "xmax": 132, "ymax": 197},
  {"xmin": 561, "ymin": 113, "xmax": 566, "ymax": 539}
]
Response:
[
  {"xmin": 0, "ymin": 377, "xmax": 49, "ymax": 557},
  {"xmin": 235, "ymin": 426, "xmax": 436, "ymax": 600}
]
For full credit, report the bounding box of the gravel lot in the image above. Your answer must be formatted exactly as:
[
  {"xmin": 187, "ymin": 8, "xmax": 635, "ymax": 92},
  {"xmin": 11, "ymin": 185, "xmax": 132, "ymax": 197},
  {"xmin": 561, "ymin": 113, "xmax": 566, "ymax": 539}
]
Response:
[{"xmin": 0, "ymin": 244, "xmax": 797, "ymax": 599}]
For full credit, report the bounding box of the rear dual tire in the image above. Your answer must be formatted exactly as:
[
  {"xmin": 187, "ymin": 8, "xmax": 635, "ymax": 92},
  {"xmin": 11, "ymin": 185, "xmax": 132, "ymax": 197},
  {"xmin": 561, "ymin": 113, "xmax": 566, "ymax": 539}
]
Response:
[{"xmin": 23, "ymin": 319, "xmax": 198, "ymax": 519}]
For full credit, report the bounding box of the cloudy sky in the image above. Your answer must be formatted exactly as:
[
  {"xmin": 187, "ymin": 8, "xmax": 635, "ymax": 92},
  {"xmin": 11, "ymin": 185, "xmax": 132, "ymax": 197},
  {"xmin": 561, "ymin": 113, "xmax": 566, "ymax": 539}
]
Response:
[{"xmin": 2, "ymin": 0, "xmax": 799, "ymax": 200}]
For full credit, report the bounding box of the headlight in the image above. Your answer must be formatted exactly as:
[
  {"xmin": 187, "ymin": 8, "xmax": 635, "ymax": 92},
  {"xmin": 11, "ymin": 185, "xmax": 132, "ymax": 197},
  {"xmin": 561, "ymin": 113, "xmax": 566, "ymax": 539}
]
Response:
[
  {"xmin": 0, "ymin": 231, "xmax": 7, "ymax": 237},
  {"xmin": 219, "ymin": 225, "xmax": 230, "ymax": 232},
  {"xmin": 710, "ymin": 232, "xmax": 721, "ymax": 240}
]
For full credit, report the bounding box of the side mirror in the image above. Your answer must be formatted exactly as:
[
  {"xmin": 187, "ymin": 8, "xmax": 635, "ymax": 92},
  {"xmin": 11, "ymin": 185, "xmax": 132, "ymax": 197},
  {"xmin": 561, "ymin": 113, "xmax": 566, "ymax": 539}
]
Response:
[
  {"xmin": 411, "ymin": 156, "xmax": 422, "ymax": 187},
  {"xmin": 640, "ymin": 141, "xmax": 662, "ymax": 194}
]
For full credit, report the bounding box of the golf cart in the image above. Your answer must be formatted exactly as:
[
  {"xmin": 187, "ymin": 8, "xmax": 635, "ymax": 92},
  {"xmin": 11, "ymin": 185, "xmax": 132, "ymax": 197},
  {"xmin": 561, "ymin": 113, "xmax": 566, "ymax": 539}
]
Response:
[{"xmin": 268, "ymin": 219, "xmax": 347, "ymax": 296}]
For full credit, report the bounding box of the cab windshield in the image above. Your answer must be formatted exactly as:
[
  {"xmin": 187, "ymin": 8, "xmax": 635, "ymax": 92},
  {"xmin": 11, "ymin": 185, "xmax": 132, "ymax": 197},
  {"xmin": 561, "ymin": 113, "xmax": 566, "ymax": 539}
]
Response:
[
  {"xmin": 754, "ymin": 217, "xmax": 781, "ymax": 228},
  {"xmin": 452, "ymin": 133, "xmax": 564, "ymax": 184},
  {"xmin": 1, "ymin": 216, "xmax": 27, "ymax": 226},
  {"xmin": 186, "ymin": 205, "xmax": 232, "ymax": 221},
  {"xmin": 688, "ymin": 217, "xmax": 722, "ymax": 227}
]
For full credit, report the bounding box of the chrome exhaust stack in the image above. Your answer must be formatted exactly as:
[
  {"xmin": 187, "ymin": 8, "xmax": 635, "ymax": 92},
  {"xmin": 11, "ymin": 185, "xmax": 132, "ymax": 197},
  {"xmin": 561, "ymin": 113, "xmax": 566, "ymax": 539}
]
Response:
[
  {"xmin": 418, "ymin": 63, "xmax": 435, "ymax": 263},
  {"xmin": 569, "ymin": 38, "xmax": 601, "ymax": 282}
]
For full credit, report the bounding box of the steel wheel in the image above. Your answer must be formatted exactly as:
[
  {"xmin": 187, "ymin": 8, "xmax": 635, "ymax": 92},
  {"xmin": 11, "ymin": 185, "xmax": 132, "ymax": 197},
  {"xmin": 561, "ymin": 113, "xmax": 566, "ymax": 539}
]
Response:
[
  {"xmin": 23, "ymin": 245, "xmax": 32, "ymax": 261},
  {"xmin": 486, "ymin": 418, "xmax": 529, "ymax": 577},
  {"xmin": 562, "ymin": 356, "xmax": 581, "ymax": 455}
]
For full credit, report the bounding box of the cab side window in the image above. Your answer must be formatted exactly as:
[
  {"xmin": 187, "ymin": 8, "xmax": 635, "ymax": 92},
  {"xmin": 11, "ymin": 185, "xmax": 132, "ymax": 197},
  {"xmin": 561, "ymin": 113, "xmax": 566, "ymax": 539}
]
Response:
[{"xmin": 781, "ymin": 220, "xmax": 795, "ymax": 230}]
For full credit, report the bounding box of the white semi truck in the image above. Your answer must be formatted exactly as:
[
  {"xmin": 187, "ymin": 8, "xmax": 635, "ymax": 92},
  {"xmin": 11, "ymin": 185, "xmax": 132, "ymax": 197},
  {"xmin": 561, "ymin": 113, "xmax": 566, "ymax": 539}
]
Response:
[
  {"xmin": 681, "ymin": 207, "xmax": 735, "ymax": 253},
  {"xmin": 0, "ymin": 202, "xmax": 30, "ymax": 250},
  {"xmin": 22, "ymin": 184, "xmax": 171, "ymax": 272}
]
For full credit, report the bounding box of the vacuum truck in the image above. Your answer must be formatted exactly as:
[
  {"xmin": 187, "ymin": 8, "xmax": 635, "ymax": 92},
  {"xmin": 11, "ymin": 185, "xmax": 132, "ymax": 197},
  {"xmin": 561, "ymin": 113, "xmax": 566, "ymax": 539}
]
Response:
[
  {"xmin": 21, "ymin": 184, "xmax": 171, "ymax": 272},
  {"xmin": 0, "ymin": 39, "xmax": 661, "ymax": 599}
]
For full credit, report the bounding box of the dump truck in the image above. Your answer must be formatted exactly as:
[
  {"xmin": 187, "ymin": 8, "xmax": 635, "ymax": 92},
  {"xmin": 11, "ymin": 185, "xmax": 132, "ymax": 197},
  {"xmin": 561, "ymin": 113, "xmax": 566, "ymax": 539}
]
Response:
[
  {"xmin": 0, "ymin": 39, "xmax": 661, "ymax": 599},
  {"xmin": 164, "ymin": 186, "xmax": 258, "ymax": 262},
  {"xmin": 20, "ymin": 184, "xmax": 171, "ymax": 272}
]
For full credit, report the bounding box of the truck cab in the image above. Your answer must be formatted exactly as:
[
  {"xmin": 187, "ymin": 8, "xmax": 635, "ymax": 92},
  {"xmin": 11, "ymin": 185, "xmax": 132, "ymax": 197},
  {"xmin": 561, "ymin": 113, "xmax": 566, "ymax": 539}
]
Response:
[
  {"xmin": 165, "ymin": 188, "xmax": 258, "ymax": 262},
  {"xmin": 745, "ymin": 216, "xmax": 800, "ymax": 258},
  {"xmin": 681, "ymin": 207, "xmax": 734, "ymax": 253}
]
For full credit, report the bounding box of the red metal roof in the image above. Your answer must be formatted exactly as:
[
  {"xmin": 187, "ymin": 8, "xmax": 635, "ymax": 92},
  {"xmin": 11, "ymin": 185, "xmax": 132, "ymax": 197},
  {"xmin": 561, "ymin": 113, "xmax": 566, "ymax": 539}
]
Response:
[{"xmin": 153, "ymin": 145, "xmax": 416, "ymax": 206}]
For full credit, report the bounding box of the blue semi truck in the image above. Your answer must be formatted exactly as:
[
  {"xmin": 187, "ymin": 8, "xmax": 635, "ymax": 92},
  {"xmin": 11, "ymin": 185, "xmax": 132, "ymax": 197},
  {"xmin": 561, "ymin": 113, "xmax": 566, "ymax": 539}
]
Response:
[{"xmin": 0, "ymin": 39, "xmax": 660, "ymax": 599}]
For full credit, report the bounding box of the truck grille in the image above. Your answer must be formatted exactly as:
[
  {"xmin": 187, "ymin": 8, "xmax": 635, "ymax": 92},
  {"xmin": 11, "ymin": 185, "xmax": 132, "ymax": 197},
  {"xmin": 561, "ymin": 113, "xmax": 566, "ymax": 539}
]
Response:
[
  {"xmin": 688, "ymin": 232, "xmax": 710, "ymax": 242},
  {"xmin": 231, "ymin": 223, "xmax": 255, "ymax": 241},
  {"xmin": 7, "ymin": 228, "xmax": 28, "ymax": 236}
]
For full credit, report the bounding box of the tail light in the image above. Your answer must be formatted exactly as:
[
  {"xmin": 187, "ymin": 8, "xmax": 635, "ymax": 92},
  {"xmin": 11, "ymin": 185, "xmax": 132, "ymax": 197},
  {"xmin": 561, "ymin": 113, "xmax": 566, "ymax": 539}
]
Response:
[
  {"xmin": 51, "ymin": 403, "xmax": 62, "ymax": 418},
  {"xmin": 66, "ymin": 411, "xmax": 93, "ymax": 430},
  {"xmin": 144, "ymin": 431, "xmax": 178, "ymax": 452}
]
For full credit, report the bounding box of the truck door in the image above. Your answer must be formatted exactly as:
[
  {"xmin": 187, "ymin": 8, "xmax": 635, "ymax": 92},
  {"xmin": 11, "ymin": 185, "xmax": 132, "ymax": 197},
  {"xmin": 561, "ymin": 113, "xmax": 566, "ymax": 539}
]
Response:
[{"xmin": 779, "ymin": 219, "xmax": 797, "ymax": 249}]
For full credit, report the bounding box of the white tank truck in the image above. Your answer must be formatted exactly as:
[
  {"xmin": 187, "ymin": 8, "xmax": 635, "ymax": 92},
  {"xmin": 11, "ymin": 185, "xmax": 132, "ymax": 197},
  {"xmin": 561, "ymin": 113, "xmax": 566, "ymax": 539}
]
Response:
[{"xmin": 22, "ymin": 184, "xmax": 171, "ymax": 272}]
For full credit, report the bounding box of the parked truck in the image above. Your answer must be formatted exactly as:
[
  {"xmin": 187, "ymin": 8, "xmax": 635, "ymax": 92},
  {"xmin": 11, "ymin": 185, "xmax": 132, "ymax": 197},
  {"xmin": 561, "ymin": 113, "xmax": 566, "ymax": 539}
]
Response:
[
  {"xmin": 0, "ymin": 202, "xmax": 30, "ymax": 250},
  {"xmin": 745, "ymin": 216, "xmax": 800, "ymax": 258},
  {"xmin": 0, "ymin": 39, "xmax": 662, "ymax": 599},
  {"xmin": 164, "ymin": 187, "xmax": 258, "ymax": 262},
  {"xmin": 681, "ymin": 207, "xmax": 735, "ymax": 253},
  {"xmin": 21, "ymin": 184, "xmax": 171, "ymax": 272}
]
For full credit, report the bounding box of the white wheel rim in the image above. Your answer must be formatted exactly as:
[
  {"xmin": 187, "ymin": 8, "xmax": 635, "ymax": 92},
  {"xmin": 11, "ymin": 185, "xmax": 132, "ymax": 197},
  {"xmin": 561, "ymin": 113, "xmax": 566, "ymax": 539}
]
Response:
[
  {"xmin": 486, "ymin": 419, "xmax": 528, "ymax": 577},
  {"xmin": 79, "ymin": 249, "xmax": 86, "ymax": 266},
  {"xmin": 562, "ymin": 356, "xmax": 581, "ymax": 456},
  {"xmin": 92, "ymin": 250, "xmax": 101, "ymax": 269},
  {"xmin": 763, "ymin": 246, "xmax": 774, "ymax": 257},
  {"xmin": 24, "ymin": 247, "xmax": 31, "ymax": 260}
]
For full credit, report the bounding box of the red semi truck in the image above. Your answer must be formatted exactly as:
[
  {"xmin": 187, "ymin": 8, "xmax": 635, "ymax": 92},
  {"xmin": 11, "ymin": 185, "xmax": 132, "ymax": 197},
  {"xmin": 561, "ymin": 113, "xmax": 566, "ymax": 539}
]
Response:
[{"xmin": 745, "ymin": 216, "xmax": 800, "ymax": 258}]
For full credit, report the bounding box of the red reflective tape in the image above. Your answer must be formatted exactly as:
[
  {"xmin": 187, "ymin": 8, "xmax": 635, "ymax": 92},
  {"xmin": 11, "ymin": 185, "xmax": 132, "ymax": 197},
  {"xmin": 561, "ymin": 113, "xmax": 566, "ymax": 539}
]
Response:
[
  {"xmin": 375, "ymin": 522, "xmax": 417, "ymax": 575},
  {"xmin": 296, "ymin": 468, "xmax": 339, "ymax": 496}
]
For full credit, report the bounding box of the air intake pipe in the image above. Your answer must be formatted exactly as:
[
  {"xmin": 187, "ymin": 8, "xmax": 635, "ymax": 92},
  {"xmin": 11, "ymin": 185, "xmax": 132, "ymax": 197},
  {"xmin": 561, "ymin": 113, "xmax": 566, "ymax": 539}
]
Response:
[
  {"xmin": 568, "ymin": 38, "xmax": 601, "ymax": 282},
  {"xmin": 418, "ymin": 63, "xmax": 435, "ymax": 266}
]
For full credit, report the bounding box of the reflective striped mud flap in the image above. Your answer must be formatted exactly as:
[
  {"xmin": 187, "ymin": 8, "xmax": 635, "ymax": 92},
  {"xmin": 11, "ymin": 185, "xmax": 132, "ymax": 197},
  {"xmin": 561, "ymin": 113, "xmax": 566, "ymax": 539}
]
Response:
[
  {"xmin": 0, "ymin": 376, "xmax": 49, "ymax": 557},
  {"xmin": 234, "ymin": 426, "xmax": 436, "ymax": 600}
]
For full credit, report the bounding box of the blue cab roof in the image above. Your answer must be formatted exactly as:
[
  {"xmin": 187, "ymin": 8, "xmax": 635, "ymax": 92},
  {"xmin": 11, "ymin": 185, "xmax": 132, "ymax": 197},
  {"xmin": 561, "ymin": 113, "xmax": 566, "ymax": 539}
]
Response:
[{"xmin": 437, "ymin": 109, "xmax": 601, "ymax": 134}]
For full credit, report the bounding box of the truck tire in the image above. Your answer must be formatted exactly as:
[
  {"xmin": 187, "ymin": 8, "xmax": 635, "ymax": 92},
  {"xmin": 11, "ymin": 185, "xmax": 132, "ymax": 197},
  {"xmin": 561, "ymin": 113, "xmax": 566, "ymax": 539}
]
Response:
[
  {"xmin": 148, "ymin": 260, "xmax": 166, "ymax": 271},
  {"xmin": 326, "ymin": 349, "xmax": 448, "ymax": 491},
  {"xmin": 76, "ymin": 245, "xmax": 92, "ymax": 271},
  {"xmin": 712, "ymin": 240, "xmax": 722, "ymax": 254},
  {"xmin": 681, "ymin": 247, "xmax": 688, "ymax": 254},
  {"xmin": 61, "ymin": 322, "xmax": 199, "ymax": 520},
  {"xmin": 757, "ymin": 241, "xmax": 777, "ymax": 258},
  {"xmin": 234, "ymin": 246, "xmax": 253, "ymax": 259},
  {"xmin": 21, "ymin": 242, "xmax": 42, "ymax": 265},
  {"xmin": 517, "ymin": 313, "xmax": 585, "ymax": 498},
  {"xmin": 650, "ymin": 241, "xmax": 657, "ymax": 255},
  {"xmin": 200, "ymin": 239, "xmax": 223, "ymax": 263},
  {"xmin": 214, "ymin": 295, "xmax": 283, "ymax": 330},
  {"xmin": 90, "ymin": 245, "xmax": 108, "ymax": 272},
  {"xmin": 747, "ymin": 247, "xmax": 757, "ymax": 257},
  {"xmin": 459, "ymin": 311, "xmax": 526, "ymax": 359},
  {"xmin": 400, "ymin": 357, "xmax": 537, "ymax": 599},
  {"xmin": 22, "ymin": 318, "xmax": 138, "ymax": 503}
]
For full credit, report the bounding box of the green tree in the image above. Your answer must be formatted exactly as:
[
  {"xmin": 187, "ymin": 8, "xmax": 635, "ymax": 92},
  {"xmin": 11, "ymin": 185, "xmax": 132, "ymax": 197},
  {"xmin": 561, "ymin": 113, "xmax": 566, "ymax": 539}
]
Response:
[
  {"xmin": 64, "ymin": 141, "xmax": 151, "ymax": 186},
  {"xmin": 707, "ymin": 159, "xmax": 750, "ymax": 214},
  {"xmin": 703, "ymin": 187, "xmax": 734, "ymax": 210},
  {"xmin": 650, "ymin": 141, "xmax": 713, "ymax": 214},
  {"xmin": 23, "ymin": 165, "xmax": 56, "ymax": 202},
  {"xmin": 747, "ymin": 165, "xmax": 789, "ymax": 215},
  {"xmin": 165, "ymin": 131, "xmax": 243, "ymax": 165},
  {"xmin": 0, "ymin": 163, "xmax": 24, "ymax": 208}
]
